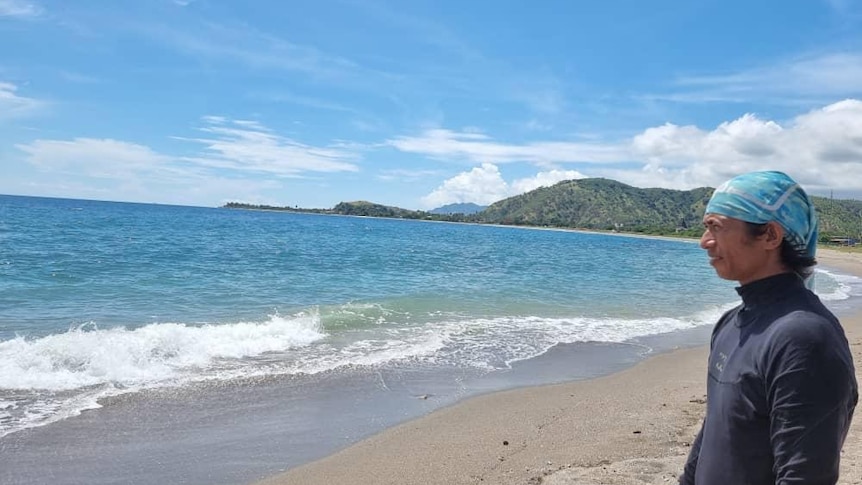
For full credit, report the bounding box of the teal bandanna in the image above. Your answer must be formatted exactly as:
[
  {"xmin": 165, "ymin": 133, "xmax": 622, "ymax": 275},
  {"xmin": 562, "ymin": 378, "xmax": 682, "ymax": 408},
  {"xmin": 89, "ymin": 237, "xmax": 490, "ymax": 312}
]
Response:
[{"xmin": 705, "ymin": 171, "xmax": 818, "ymax": 259}]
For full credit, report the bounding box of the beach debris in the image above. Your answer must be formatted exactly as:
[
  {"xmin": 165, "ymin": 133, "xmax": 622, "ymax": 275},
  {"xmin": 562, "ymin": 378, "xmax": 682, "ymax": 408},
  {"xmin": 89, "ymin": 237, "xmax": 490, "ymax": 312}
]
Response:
[
  {"xmin": 503, "ymin": 440, "xmax": 509, "ymax": 446},
  {"xmin": 633, "ymin": 430, "xmax": 642, "ymax": 434}
]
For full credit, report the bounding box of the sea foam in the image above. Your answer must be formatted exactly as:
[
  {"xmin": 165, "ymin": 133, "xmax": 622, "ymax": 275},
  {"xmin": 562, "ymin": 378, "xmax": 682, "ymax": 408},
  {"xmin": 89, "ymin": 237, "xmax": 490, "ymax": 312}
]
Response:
[
  {"xmin": 0, "ymin": 312, "xmax": 324, "ymax": 392},
  {"xmin": 1, "ymin": 269, "xmax": 858, "ymax": 438},
  {"xmin": 814, "ymin": 268, "xmax": 862, "ymax": 301}
]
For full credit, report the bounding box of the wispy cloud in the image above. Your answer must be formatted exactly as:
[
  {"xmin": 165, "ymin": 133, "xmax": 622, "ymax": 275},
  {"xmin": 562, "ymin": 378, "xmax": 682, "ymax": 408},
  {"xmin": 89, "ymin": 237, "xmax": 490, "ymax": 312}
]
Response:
[
  {"xmin": 16, "ymin": 138, "xmax": 175, "ymax": 179},
  {"xmin": 377, "ymin": 168, "xmax": 441, "ymax": 182},
  {"xmin": 0, "ymin": 82, "xmax": 45, "ymax": 119},
  {"xmin": 347, "ymin": 0, "xmax": 483, "ymax": 63},
  {"xmin": 388, "ymin": 128, "xmax": 629, "ymax": 165},
  {"xmin": 17, "ymin": 118, "xmax": 361, "ymax": 182},
  {"xmin": 334, "ymin": 2, "xmax": 569, "ymax": 115},
  {"xmin": 176, "ymin": 117, "xmax": 360, "ymax": 176},
  {"xmin": 0, "ymin": 0, "xmax": 41, "ymax": 17},
  {"xmin": 139, "ymin": 20, "xmax": 395, "ymax": 87},
  {"xmin": 645, "ymin": 52, "xmax": 862, "ymax": 105},
  {"xmin": 59, "ymin": 71, "xmax": 101, "ymax": 84},
  {"xmin": 248, "ymin": 91, "xmax": 354, "ymax": 112},
  {"xmin": 504, "ymin": 74, "xmax": 567, "ymax": 115},
  {"xmin": 12, "ymin": 136, "xmax": 313, "ymax": 206},
  {"xmin": 823, "ymin": 0, "xmax": 853, "ymax": 14}
]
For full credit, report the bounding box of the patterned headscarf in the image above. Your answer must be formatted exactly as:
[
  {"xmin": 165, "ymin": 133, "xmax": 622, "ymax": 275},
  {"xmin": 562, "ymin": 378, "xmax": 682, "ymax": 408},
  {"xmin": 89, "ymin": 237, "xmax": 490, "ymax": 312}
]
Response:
[{"xmin": 705, "ymin": 171, "xmax": 818, "ymax": 259}]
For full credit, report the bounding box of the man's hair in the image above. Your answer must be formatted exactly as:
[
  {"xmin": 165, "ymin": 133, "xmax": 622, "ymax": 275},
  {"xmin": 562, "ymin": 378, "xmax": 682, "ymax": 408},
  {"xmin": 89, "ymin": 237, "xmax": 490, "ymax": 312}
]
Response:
[{"xmin": 745, "ymin": 222, "xmax": 817, "ymax": 279}]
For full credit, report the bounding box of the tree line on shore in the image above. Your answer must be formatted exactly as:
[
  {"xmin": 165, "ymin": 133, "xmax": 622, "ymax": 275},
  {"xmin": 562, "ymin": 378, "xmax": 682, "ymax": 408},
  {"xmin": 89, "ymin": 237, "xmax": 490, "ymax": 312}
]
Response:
[{"xmin": 224, "ymin": 178, "xmax": 862, "ymax": 243}]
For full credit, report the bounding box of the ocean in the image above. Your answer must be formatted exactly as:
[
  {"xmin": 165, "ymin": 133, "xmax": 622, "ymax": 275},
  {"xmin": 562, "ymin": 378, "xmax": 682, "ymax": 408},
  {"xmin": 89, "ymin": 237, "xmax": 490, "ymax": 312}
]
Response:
[{"xmin": 1, "ymin": 194, "xmax": 861, "ymax": 484}]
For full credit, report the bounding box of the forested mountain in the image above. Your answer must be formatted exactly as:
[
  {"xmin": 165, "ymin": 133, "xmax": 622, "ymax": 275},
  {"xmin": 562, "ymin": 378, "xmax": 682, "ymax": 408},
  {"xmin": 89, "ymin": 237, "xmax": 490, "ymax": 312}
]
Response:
[
  {"xmin": 478, "ymin": 178, "xmax": 862, "ymax": 239},
  {"xmin": 226, "ymin": 178, "xmax": 862, "ymax": 241},
  {"xmin": 811, "ymin": 195, "xmax": 862, "ymax": 238},
  {"xmin": 479, "ymin": 178, "xmax": 713, "ymax": 236},
  {"xmin": 429, "ymin": 203, "xmax": 487, "ymax": 215},
  {"xmin": 332, "ymin": 201, "xmax": 416, "ymax": 218}
]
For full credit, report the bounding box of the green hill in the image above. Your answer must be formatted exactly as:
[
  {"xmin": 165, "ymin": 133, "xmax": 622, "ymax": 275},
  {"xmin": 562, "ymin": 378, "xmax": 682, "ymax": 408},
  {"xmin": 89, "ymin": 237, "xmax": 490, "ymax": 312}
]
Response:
[
  {"xmin": 479, "ymin": 178, "xmax": 713, "ymax": 236},
  {"xmin": 330, "ymin": 201, "xmax": 478, "ymax": 222},
  {"xmin": 332, "ymin": 200, "xmax": 416, "ymax": 218},
  {"xmin": 480, "ymin": 178, "xmax": 862, "ymax": 240},
  {"xmin": 429, "ymin": 202, "xmax": 487, "ymax": 215},
  {"xmin": 225, "ymin": 178, "xmax": 862, "ymax": 242},
  {"xmin": 811, "ymin": 195, "xmax": 862, "ymax": 239}
]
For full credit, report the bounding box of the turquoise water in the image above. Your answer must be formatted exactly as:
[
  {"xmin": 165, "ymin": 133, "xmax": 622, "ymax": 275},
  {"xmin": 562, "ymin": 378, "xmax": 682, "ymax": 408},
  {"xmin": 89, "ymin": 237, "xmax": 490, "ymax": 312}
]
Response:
[{"xmin": 1, "ymin": 194, "xmax": 860, "ymax": 449}]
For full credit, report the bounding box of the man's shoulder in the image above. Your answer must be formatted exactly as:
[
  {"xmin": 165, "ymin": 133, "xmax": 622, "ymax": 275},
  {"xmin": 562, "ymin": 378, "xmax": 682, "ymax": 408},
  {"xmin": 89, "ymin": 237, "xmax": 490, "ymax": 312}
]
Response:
[
  {"xmin": 772, "ymin": 305, "xmax": 838, "ymax": 334},
  {"xmin": 766, "ymin": 307, "xmax": 846, "ymax": 355}
]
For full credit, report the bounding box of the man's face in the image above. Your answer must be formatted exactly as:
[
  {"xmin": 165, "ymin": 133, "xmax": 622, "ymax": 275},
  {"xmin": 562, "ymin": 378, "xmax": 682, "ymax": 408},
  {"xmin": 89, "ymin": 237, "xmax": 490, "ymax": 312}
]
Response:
[{"xmin": 700, "ymin": 214, "xmax": 774, "ymax": 285}]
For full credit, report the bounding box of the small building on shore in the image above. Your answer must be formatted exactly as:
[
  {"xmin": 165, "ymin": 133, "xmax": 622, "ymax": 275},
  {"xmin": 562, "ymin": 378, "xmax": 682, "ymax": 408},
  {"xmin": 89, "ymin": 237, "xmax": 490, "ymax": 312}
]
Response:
[{"xmin": 828, "ymin": 237, "xmax": 859, "ymax": 246}]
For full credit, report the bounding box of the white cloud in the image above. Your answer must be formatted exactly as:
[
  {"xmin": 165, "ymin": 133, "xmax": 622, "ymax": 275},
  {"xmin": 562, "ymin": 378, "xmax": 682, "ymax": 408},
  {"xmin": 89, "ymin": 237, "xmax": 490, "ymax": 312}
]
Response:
[
  {"xmin": 0, "ymin": 82, "xmax": 44, "ymax": 119},
  {"xmin": 421, "ymin": 163, "xmax": 510, "ymax": 207},
  {"xmin": 616, "ymin": 99, "xmax": 862, "ymax": 192},
  {"xmin": 0, "ymin": 0, "xmax": 41, "ymax": 17},
  {"xmin": 510, "ymin": 169, "xmax": 587, "ymax": 194},
  {"xmin": 420, "ymin": 163, "xmax": 586, "ymax": 208},
  {"xmin": 388, "ymin": 129, "xmax": 628, "ymax": 165},
  {"xmin": 178, "ymin": 117, "xmax": 360, "ymax": 176},
  {"xmin": 419, "ymin": 99, "xmax": 862, "ymax": 205}
]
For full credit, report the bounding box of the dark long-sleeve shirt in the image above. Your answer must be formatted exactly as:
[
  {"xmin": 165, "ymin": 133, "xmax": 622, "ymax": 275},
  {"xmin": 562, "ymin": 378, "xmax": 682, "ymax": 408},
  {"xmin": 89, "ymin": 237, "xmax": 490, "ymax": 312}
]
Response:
[{"xmin": 680, "ymin": 272, "xmax": 858, "ymax": 485}]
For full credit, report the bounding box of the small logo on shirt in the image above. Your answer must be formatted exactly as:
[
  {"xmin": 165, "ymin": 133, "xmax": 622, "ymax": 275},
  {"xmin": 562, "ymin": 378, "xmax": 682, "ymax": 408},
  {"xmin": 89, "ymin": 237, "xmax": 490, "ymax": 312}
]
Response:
[{"xmin": 714, "ymin": 351, "xmax": 728, "ymax": 374}]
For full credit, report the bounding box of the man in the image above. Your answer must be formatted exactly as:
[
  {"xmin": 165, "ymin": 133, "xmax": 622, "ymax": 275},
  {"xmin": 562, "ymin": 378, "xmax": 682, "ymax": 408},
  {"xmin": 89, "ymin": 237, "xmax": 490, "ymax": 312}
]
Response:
[{"xmin": 680, "ymin": 171, "xmax": 858, "ymax": 485}]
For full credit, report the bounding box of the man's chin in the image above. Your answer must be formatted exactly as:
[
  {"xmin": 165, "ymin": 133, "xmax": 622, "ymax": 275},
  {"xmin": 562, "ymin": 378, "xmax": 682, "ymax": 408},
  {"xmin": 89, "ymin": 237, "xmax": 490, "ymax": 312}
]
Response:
[{"xmin": 711, "ymin": 265, "xmax": 734, "ymax": 281}]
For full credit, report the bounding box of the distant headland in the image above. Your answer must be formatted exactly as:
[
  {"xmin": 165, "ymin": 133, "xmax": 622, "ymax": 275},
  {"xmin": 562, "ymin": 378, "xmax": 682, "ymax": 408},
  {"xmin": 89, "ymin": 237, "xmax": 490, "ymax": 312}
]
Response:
[{"xmin": 224, "ymin": 177, "xmax": 862, "ymax": 244}]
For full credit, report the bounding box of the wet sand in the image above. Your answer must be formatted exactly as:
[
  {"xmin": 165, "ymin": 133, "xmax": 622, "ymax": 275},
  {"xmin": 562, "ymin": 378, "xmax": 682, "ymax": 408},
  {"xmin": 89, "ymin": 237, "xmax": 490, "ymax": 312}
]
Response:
[{"xmin": 256, "ymin": 249, "xmax": 862, "ymax": 485}]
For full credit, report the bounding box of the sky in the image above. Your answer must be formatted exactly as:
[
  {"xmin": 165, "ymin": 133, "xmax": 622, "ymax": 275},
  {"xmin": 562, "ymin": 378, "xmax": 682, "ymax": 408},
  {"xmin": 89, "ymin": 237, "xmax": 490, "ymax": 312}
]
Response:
[{"xmin": 2, "ymin": 0, "xmax": 862, "ymax": 210}]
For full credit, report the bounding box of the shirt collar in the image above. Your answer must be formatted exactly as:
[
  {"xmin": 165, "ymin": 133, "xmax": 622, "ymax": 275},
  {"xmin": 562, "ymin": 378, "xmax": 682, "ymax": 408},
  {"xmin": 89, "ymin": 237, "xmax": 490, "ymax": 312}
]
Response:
[{"xmin": 735, "ymin": 272, "xmax": 805, "ymax": 309}]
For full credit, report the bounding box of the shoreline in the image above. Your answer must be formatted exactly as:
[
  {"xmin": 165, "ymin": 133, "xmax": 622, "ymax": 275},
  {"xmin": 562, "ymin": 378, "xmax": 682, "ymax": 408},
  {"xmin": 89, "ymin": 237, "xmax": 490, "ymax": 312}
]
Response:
[
  {"xmin": 226, "ymin": 205, "xmax": 705, "ymax": 244},
  {"xmin": 256, "ymin": 249, "xmax": 862, "ymax": 485},
  {"xmin": 228, "ymin": 205, "xmax": 862, "ymax": 250}
]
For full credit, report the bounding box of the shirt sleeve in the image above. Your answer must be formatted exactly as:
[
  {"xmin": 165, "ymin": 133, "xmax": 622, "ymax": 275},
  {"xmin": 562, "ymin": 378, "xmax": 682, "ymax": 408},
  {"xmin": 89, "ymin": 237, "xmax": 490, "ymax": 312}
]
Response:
[
  {"xmin": 764, "ymin": 313, "xmax": 858, "ymax": 484},
  {"xmin": 678, "ymin": 421, "xmax": 704, "ymax": 485}
]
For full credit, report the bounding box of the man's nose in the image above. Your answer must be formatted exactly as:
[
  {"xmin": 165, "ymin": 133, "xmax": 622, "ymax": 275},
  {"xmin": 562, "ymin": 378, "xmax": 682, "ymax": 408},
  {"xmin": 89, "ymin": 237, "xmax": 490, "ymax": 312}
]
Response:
[{"xmin": 700, "ymin": 230, "xmax": 714, "ymax": 250}]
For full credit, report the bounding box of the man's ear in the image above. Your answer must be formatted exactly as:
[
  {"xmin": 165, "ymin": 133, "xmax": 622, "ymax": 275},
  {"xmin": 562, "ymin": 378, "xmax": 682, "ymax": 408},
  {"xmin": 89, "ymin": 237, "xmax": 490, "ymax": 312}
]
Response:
[{"xmin": 762, "ymin": 221, "xmax": 784, "ymax": 250}]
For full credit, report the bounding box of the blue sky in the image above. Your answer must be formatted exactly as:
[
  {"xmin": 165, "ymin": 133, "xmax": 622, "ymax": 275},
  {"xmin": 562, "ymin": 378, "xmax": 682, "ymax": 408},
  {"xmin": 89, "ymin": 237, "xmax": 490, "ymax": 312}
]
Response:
[{"xmin": 2, "ymin": 0, "xmax": 862, "ymax": 209}]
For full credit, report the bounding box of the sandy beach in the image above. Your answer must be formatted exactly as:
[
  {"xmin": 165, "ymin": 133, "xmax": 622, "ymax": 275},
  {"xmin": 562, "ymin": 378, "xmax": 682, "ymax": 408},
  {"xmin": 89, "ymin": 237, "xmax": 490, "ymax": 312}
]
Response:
[{"xmin": 256, "ymin": 248, "xmax": 862, "ymax": 485}]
